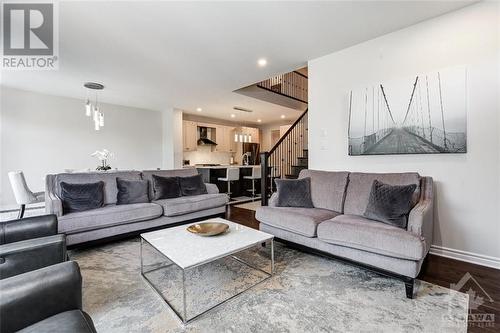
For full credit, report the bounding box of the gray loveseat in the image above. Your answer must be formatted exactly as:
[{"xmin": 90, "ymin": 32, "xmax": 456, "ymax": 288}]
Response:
[
  {"xmin": 45, "ymin": 168, "xmax": 228, "ymax": 246},
  {"xmin": 256, "ymin": 170, "xmax": 433, "ymax": 298}
]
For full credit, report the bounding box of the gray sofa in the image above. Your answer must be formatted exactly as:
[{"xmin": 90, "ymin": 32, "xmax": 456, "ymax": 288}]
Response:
[
  {"xmin": 45, "ymin": 168, "xmax": 228, "ymax": 246},
  {"xmin": 256, "ymin": 170, "xmax": 433, "ymax": 298}
]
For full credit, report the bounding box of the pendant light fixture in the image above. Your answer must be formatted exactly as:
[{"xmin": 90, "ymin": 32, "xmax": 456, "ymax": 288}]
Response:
[{"xmin": 84, "ymin": 82, "xmax": 105, "ymax": 131}]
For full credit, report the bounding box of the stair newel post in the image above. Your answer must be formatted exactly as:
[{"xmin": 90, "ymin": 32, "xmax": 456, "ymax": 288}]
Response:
[{"xmin": 260, "ymin": 152, "xmax": 269, "ymax": 206}]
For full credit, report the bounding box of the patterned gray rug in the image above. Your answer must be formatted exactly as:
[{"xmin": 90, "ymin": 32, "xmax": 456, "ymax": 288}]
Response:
[{"xmin": 70, "ymin": 238, "xmax": 468, "ymax": 333}]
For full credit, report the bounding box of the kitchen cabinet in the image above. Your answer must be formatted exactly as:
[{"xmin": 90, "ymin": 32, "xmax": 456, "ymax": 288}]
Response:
[
  {"xmin": 183, "ymin": 121, "xmax": 198, "ymax": 152},
  {"xmin": 214, "ymin": 126, "xmax": 235, "ymax": 153}
]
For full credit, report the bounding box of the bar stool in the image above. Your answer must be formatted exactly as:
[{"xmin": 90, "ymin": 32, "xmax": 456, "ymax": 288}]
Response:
[
  {"xmin": 244, "ymin": 166, "xmax": 261, "ymax": 197},
  {"xmin": 218, "ymin": 167, "xmax": 240, "ymax": 198},
  {"xmin": 8, "ymin": 171, "xmax": 45, "ymax": 218}
]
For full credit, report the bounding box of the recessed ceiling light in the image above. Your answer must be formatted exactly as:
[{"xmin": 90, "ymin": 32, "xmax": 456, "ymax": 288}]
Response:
[
  {"xmin": 257, "ymin": 119, "xmax": 262, "ymax": 123},
  {"xmin": 196, "ymin": 107, "xmax": 202, "ymax": 112},
  {"xmin": 230, "ymin": 114, "xmax": 236, "ymax": 118},
  {"xmin": 280, "ymin": 115, "xmax": 285, "ymax": 119},
  {"xmin": 257, "ymin": 58, "xmax": 267, "ymax": 67}
]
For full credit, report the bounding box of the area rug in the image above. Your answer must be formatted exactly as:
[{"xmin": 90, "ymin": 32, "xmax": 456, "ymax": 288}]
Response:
[
  {"xmin": 234, "ymin": 200, "xmax": 261, "ymax": 211},
  {"xmin": 70, "ymin": 238, "xmax": 468, "ymax": 333}
]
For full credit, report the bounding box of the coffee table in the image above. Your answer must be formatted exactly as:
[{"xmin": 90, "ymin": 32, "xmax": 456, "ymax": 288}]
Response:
[{"xmin": 140, "ymin": 218, "xmax": 274, "ymax": 324}]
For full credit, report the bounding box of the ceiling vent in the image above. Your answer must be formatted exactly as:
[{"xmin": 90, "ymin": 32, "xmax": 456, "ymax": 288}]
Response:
[{"xmin": 233, "ymin": 106, "xmax": 253, "ymax": 113}]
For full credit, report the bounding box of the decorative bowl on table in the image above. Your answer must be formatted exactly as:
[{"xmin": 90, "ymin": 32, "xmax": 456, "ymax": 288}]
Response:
[{"xmin": 186, "ymin": 222, "xmax": 229, "ymax": 236}]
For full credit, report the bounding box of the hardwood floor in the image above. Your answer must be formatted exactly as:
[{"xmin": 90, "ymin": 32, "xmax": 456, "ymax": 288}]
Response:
[{"xmin": 227, "ymin": 206, "xmax": 500, "ymax": 332}]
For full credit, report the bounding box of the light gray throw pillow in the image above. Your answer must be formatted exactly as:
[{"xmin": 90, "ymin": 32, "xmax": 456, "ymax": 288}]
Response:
[
  {"xmin": 363, "ymin": 180, "xmax": 417, "ymax": 229},
  {"xmin": 275, "ymin": 177, "xmax": 314, "ymax": 208}
]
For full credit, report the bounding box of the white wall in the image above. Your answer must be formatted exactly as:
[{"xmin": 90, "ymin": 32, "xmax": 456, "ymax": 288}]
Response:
[
  {"xmin": 162, "ymin": 108, "xmax": 183, "ymax": 169},
  {"xmin": 309, "ymin": 3, "xmax": 500, "ymax": 262},
  {"xmin": 0, "ymin": 87, "xmax": 164, "ymax": 208}
]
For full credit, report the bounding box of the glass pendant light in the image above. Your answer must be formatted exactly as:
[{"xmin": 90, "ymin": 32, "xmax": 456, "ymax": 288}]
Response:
[
  {"xmin": 234, "ymin": 133, "xmax": 238, "ymax": 142},
  {"xmin": 85, "ymin": 99, "xmax": 92, "ymax": 117},
  {"xmin": 249, "ymin": 135, "xmax": 252, "ymax": 143},
  {"xmin": 99, "ymin": 112, "xmax": 104, "ymax": 127}
]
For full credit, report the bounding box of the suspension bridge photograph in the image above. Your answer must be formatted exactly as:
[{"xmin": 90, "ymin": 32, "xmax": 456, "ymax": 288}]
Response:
[{"xmin": 348, "ymin": 66, "xmax": 467, "ymax": 156}]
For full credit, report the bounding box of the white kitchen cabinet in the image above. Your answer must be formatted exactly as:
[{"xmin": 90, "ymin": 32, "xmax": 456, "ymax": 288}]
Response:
[{"xmin": 183, "ymin": 121, "xmax": 198, "ymax": 152}]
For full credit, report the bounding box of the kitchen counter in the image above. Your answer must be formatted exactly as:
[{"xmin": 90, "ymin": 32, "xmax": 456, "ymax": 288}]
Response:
[{"xmin": 193, "ymin": 165, "xmax": 257, "ymax": 169}]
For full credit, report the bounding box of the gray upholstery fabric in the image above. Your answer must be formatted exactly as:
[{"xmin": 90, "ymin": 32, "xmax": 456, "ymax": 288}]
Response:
[
  {"xmin": 364, "ymin": 180, "xmax": 417, "ymax": 228},
  {"xmin": 299, "ymin": 170, "xmax": 349, "ymax": 212},
  {"xmin": 260, "ymin": 223, "xmax": 422, "ymax": 278},
  {"xmin": 256, "ymin": 206, "xmax": 339, "ymax": 237},
  {"xmin": 53, "ymin": 171, "xmax": 142, "ymax": 205},
  {"xmin": 205, "ymin": 183, "xmax": 219, "ymax": 194},
  {"xmin": 343, "ymin": 172, "xmax": 421, "ymax": 216},
  {"xmin": 275, "ymin": 177, "xmax": 313, "ymax": 208},
  {"xmin": 407, "ymin": 177, "xmax": 434, "ymax": 254},
  {"xmin": 65, "ymin": 206, "xmax": 225, "ymax": 246},
  {"xmin": 317, "ymin": 215, "xmax": 425, "ymax": 260},
  {"xmin": 142, "ymin": 168, "xmax": 198, "ymax": 199},
  {"xmin": 58, "ymin": 203, "xmax": 163, "ymax": 234},
  {"xmin": 154, "ymin": 193, "xmax": 228, "ymax": 217}
]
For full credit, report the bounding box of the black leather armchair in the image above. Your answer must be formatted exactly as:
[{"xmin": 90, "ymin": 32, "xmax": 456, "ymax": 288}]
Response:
[
  {"xmin": 0, "ymin": 215, "xmax": 66, "ymax": 279},
  {"xmin": 0, "ymin": 261, "xmax": 96, "ymax": 333}
]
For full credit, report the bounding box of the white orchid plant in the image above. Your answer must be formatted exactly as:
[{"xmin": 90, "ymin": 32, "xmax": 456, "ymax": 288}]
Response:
[{"xmin": 91, "ymin": 149, "xmax": 114, "ymax": 171}]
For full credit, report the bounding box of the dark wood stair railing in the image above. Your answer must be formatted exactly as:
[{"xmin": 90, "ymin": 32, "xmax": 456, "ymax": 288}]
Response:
[{"xmin": 260, "ymin": 109, "xmax": 308, "ymax": 206}]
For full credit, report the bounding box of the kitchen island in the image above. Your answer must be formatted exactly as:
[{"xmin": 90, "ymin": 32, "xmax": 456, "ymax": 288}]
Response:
[{"xmin": 193, "ymin": 165, "xmax": 260, "ymax": 199}]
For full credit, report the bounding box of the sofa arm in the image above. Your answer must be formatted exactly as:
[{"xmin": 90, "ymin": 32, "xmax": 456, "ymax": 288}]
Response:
[
  {"xmin": 45, "ymin": 191, "xmax": 63, "ymax": 217},
  {"xmin": 0, "ymin": 214, "xmax": 58, "ymax": 245},
  {"xmin": 0, "ymin": 234, "xmax": 67, "ymax": 279},
  {"xmin": 407, "ymin": 177, "xmax": 434, "ymax": 253},
  {"xmin": 0, "ymin": 261, "xmax": 82, "ymax": 333},
  {"xmin": 268, "ymin": 192, "xmax": 278, "ymax": 207},
  {"xmin": 205, "ymin": 183, "xmax": 219, "ymax": 194}
]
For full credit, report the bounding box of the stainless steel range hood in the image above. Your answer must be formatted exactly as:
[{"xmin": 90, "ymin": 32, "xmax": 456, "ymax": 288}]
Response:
[{"xmin": 197, "ymin": 127, "xmax": 217, "ymax": 146}]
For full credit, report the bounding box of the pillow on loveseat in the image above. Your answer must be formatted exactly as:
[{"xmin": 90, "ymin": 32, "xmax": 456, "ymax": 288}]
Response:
[
  {"xmin": 152, "ymin": 175, "xmax": 181, "ymax": 200},
  {"xmin": 116, "ymin": 177, "xmax": 150, "ymax": 205},
  {"xmin": 363, "ymin": 180, "xmax": 417, "ymax": 228},
  {"xmin": 179, "ymin": 174, "xmax": 207, "ymax": 196},
  {"xmin": 275, "ymin": 177, "xmax": 314, "ymax": 208},
  {"xmin": 60, "ymin": 181, "xmax": 104, "ymax": 214}
]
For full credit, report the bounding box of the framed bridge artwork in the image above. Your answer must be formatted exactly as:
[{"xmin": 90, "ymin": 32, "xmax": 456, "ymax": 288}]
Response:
[{"xmin": 348, "ymin": 66, "xmax": 467, "ymax": 156}]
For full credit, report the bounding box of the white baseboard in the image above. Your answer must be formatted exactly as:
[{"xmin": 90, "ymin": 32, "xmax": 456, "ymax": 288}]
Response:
[{"xmin": 430, "ymin": 245, "xmax": 500, "ymax": 270}]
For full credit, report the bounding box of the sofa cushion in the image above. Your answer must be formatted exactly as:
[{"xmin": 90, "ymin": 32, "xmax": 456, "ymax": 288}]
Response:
[
  {"xmin": 256, "ymin": 206, "xmax": 340, "ymax": 237},
  {"xmin": 116, "ymin": 178, "xmax": 150, "ymax": 205},
  {"xmin": 60, "ymin": 181, "xmax": 104, "ymax": 214},
  {"xmin": 142, "ymin": 168, "xmax": 198, "ymax": 199},
  {"xmin": 364, "ymin": 180, "xmax": 417, "ymax": 228},
  {"xmin": 18, "ymin": 310, "xmax": 96, "ymax": 333},
  {"xmin": 317, "ymin": 214, "xmax": 425, "ymax": 260},
  {"xmin": 58, "ymin": 203, "xmax": 163, "ymax": 234},
  {"xmin": 343, "ymin": 172, "xmax": 420, "ymax": 216},
  {"xmin": 275, "ymin": 177, "xmax": 314, "ymax": 208},
  {"xmin": 178, "ymin": 174, "xmax": 207, "ymax": 196},
  {"xmin": 298, "ymin": 170, "xmax": 349, "ymax": 212},
  {"xmin": 55, "ymin": 171, "xmax": 142, "ymax": 205},
  {"xmin": 152, "ymin": 175, "xmax": 181, "ymax": 200},
  {"xmin": 154, "ymin": 193, "xmax": 228, "ymax": 217}
]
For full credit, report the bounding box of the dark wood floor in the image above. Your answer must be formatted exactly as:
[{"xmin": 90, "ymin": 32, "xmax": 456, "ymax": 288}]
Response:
[{"xmin": 227, "ymin": 206, "xmax": 500, "ymax": 332}]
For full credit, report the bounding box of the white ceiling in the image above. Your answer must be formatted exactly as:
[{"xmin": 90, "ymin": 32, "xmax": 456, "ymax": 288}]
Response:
[{"xmin": 1, "ymin": 1, "xmax": 474, "ymax": 125}]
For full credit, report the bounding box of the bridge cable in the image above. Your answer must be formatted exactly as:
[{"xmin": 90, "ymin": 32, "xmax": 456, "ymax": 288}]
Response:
[
  {"xmin": 379, "ymin": 84, "xmax": 397, "ymax": 125},
  {"xmin": 402, "ymin": 76, "xmax": 419, "ymax": 125}
]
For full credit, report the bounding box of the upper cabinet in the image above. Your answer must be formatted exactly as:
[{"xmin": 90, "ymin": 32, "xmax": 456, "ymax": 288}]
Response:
[
  {"xmin": 183, "ymin": 121, "xmax": 198, "ymax": 152},
  {"xmin": 214, "ymin": 126, "xmax": 235, "ymax": 153}
]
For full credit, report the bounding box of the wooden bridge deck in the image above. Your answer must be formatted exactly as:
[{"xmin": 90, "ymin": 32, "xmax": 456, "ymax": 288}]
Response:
[{"xmin": 365, "ymin": 128, "xmax": 440, "ymax": 154}]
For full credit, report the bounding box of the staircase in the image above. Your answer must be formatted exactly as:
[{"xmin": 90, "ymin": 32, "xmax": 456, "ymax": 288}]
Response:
[{"xmin": 260, "ymin": 109, "xmax": 308, "ymax": 205}]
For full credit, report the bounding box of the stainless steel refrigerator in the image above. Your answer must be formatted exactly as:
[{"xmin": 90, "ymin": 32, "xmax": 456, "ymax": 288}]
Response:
[{"xmin": 242, "ymin": 143, "xmax": 260, "ymax": 165}]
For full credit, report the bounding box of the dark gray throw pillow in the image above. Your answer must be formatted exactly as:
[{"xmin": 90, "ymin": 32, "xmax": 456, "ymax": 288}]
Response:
[
  {"xmin": 60, "ymin": 181, "xmax": 104, "ymax": 214},
  {"xmin": 116, "ymin": 177, "xmax": 149, "ymax": 205},
  {"xmin": 179, "ymin": 174, "xmax": 207, "ymax": 196},
  {"xmin": 275, "ymin": 177, "xmax": 314, "ymax": 208},
  {"xmin": 152, "ymin": 175, "xmax": 181, "ymax": 200},
  {"xmin": 363, "ymin": 180, "xmax": 417, "ymax": 229}
]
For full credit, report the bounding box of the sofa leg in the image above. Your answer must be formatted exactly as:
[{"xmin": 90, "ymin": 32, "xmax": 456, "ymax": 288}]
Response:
[{"xmin": 404, "ymin": 279, "xmax": 414, "ymax": 299}]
